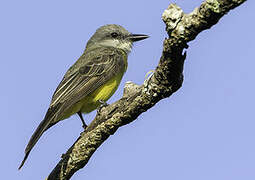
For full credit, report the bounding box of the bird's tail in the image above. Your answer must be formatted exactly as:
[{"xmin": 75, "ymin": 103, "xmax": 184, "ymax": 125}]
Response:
[{"xmin": 18, "ymin": 106, "xmax": 59, "ymax": 170}]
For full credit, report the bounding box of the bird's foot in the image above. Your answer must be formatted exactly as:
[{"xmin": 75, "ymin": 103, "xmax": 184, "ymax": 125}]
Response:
[
  {"xmin": 97, "ymin": 100, "xmax": 109, "ymax": 113},
  {"xmin": 82, "ymin": 124, "xmax": 87, "ymax": 130}
]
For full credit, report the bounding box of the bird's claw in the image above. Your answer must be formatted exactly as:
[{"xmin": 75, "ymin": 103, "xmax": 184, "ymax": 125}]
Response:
[
  {"xmin": 97, "ymin": 100, "xmax": 109, "ymax": 113},
  {"xmin": 82, "ymin": 124, "xmax": 87, "ymax": 130},
  {"xmin": 77, "ymin": 111, "xmax": 87, "ymax": 130}
]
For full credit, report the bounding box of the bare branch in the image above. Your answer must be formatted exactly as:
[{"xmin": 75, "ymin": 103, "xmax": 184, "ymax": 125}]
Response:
[{"xmin": 47, "ymin": 0, "xmax": 246, "ymax": 179}]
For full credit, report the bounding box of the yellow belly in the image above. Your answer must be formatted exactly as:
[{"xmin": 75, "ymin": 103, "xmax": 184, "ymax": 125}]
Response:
[
  {"xmin": 60, "ymin": 73, "xmax": 123, "ymax": 120},
  {"xmin": 80, "ymin": 73, "xmax": 123, "ymax": 113}
]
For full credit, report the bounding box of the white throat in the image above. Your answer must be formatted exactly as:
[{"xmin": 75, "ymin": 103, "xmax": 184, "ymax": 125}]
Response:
[{"xmin": 98, "ymin": 39, "xmax": 133, "ymax": 53}]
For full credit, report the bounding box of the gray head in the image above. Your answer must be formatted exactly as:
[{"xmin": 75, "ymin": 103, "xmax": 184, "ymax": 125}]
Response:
[{"xmin": 86, "ymin": 24, "xmax": 149, "ymax": 53}]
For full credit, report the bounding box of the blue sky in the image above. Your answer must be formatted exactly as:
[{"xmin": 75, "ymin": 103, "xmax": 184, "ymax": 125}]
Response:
[{"xmin": 1, "ymin": 0, "xmax": 255, "ymax": 179}]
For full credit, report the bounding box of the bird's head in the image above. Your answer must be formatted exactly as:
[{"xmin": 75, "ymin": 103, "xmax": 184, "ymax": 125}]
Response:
[{"xmin": 86, "ymin": 24, "xmax": 149, "ymax": 53}]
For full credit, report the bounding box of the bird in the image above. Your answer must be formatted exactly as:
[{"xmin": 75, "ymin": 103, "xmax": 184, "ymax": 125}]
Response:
[{"xmin": 18, "ymin": 24, "xmax": 149, "ymax": 169}]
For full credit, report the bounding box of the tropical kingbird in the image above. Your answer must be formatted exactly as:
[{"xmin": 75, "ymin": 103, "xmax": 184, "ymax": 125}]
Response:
[{"xmin": 19, "ymin": 24, "xmax": 149, "ymax": 169}]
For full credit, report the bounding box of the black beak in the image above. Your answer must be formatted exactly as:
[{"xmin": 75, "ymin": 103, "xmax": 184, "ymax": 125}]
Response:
[{"xmin": 128, "ymin": 34, "xmax": 149, "ymax": 42}]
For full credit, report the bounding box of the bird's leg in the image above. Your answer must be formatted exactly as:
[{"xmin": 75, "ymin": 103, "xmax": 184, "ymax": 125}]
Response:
[
  {"xmin": 97, "ymin": 100, "xmax": 109, "ymax": 113},
  {"xmin": 77, "ymin": 111, "xmax": 87, "ymax": 129}
]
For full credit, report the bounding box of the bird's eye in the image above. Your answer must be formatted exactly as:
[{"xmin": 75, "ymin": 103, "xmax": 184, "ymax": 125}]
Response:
[{"xmin": 111, "ymin": 32, "xmax": 118, "ymax": 38}]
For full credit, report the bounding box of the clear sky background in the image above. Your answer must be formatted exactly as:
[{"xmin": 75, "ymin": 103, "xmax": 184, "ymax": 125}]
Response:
[{"xmin": 1, "ymin": 0, "xmax": 254, "ymax": 179}]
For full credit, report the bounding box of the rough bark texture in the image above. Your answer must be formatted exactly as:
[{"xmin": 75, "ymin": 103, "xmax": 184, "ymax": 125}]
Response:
[{"xmin": 47, "ymin": 0, "xmax": 246, "ymax": 179}]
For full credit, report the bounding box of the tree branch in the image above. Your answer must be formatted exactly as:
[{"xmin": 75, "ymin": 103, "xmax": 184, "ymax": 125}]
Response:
[{"xmin": 47, "ymin": 0, "xmax": 246, "ymax": 179}]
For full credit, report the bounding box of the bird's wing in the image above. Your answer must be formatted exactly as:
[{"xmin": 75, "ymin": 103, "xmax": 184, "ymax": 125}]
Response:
[
  {"xmin": 19, "ymin": 47, "xmax": 126, "ymax": 169},
  {"xmin": 50, "ymin": 47, "xmax": 126, "ymax": 113}
]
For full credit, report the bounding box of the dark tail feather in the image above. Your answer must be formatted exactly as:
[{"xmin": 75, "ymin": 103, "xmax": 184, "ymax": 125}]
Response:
[
  {"xmin": 18, "ymin": 105, "xmax": 59, "ymax": 170},
  {"xmin": 18, "ymin": 150, "xmax": 30, "ymax": 170}
]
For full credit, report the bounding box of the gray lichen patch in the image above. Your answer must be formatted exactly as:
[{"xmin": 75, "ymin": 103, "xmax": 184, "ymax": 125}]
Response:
[
  {"xmin": 162, "ymin": 4, "xmax": 184, "ymax": 34},
  {"xmin": 205, "ymin": 0, "xmax": 221, "ymax": 13}
]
